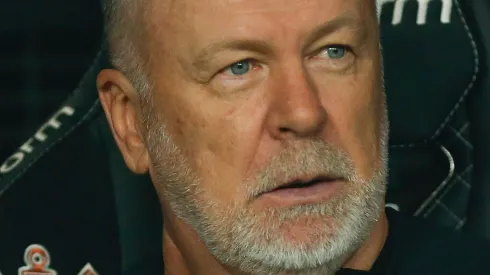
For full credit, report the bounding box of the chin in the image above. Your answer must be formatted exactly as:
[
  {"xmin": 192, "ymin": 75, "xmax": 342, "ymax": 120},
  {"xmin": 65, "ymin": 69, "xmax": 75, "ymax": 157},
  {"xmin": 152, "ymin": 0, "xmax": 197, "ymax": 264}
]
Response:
[
  {"xmin": 269, "ymin": 214, "xmax": 338, "ymax": 245},
  {"xmin": 213, "ymin": 212, "xmax": 353, "ymax": 272}
]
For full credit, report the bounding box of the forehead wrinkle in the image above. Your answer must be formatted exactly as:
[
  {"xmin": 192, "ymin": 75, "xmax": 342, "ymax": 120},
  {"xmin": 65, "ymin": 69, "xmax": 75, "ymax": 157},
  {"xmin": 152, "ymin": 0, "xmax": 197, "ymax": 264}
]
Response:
[
  {"xmin": 145, "ymin": 0, "xmax": 374, "ymax": 77},
  {"xmin": 190, "ymin": 12, "xmax": 364, "ymax": 66},
  {"xmin": 156, "ymin": 0, "xmax": 368, "ymax": 19},
  {"xmin": 214, "ymin": 0, "xmax": 369, "ymax": 14},
  {"xmin": 150, "ymin": 0, "xmax": 369, "ymax": 36}
]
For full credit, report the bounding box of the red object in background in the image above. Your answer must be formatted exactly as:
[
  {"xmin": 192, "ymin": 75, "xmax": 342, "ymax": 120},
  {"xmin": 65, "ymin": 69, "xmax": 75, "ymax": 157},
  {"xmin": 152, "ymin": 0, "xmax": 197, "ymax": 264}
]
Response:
[{"xmin": 19, "ymin": 245, "xmax": 57, "ymax": 275}]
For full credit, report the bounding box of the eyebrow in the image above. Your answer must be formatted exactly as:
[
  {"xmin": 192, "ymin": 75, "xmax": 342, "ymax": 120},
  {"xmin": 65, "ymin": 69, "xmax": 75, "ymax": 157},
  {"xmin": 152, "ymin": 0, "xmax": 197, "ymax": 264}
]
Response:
[
  {"xmin": 192, "ymin": 39, "xmax": 274, "ymax": 71},
  {"xmin": 303, "ymin": 13, "xmax": 364, "ymax": 48},
  {"xmin": 191, "ymin": 13, "xmax": 362, "ymax": 70}
]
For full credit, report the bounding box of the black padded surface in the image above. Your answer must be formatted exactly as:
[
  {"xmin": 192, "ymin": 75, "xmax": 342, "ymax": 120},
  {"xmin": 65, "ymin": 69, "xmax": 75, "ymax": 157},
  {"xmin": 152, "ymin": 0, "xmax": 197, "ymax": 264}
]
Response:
[
  {"xmin": 0, "ymin": 48, "xmax": 124, "ymax": 274},
  {"xmin": 379, "ymin": 0, "xmax": 477, "ymax": 146},
  {"xmin": 0, "ymin": 46, "xmax": 163, "ymax": 274},
  {"xmin": 463, "ymin": 0, "xmax": 490, "ymax": 239},
  {"xmin": 378, "ymin": 0, "xmax": 485, "ymax": 233},
  {"xmin": 0, "ymin": 0, "xmax": 103, "ymax": 161}
]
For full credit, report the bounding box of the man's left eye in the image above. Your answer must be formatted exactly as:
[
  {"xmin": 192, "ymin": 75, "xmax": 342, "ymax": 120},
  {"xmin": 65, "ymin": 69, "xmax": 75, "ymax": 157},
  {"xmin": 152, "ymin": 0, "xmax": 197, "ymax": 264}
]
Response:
[
  {"xmin": 321, "ymin": 46, "xmax": 348, "ymax": 59},
  {"xmin": 310, "ymin": 45, "xmax": 355, "ymax": 71},
  {"xmin": 222, "ymin": 60, "xmax": 253, "ymax": 76}
]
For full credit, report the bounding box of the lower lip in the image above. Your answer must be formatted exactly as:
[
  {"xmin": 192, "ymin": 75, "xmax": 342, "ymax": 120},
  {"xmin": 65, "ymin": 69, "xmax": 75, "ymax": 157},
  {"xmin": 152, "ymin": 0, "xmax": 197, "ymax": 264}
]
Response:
[{"xmin": 256, "ymin": 180, "xmax": 341, "ymax": 208}]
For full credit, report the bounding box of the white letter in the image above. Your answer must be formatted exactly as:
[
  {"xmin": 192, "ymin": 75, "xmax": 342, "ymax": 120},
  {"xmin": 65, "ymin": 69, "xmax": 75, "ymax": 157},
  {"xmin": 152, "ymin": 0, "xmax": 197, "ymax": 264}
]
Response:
[
  {"xmin": 392, "ymin": 0, "xmax": 408, "ymax": 25},
  {"xmin": 0, "ymin": 152, "xmax": 24, "ymax": 174},
  {"xmin": 417, "ymin": 0, "xmax": 431, "ymax": 25},
  {"xmin": 34, "ymin": 106, "xmax": 75, "ymax": 142},
  {"xmin": 20, "ymin": 138, "xmax": 36, "ymax": 154},
  {"xmin": 440, "ymin": 0, "xmax": 452, "ymax": 24}
]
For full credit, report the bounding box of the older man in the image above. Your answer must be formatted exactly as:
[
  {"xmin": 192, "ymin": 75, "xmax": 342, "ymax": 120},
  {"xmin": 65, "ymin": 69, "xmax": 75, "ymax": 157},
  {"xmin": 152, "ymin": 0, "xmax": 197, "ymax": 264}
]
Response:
[{"xmin": 96, "ymin": 0, "xmax": 489, "ymax": 274}]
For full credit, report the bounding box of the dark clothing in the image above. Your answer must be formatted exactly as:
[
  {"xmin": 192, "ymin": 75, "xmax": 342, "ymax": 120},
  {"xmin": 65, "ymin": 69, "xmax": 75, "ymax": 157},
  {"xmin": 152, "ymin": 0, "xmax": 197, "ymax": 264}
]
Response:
[
  {"xmin": 128, "ymin": 209, "xmax": 490, "ymax": 275},
  {"xmin": 338, "ymin": 208, "xmax": 490, "ymax": 275}
]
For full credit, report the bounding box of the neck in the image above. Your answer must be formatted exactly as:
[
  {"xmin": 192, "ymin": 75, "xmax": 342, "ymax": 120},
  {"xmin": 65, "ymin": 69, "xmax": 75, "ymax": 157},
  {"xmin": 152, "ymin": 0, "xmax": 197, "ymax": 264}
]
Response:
[
  {"xmin": 163, "ymin": 209, "xmax": 389, "ymax": 275},
  {"xmin": 343, "ymin": 209, "xmax": 389, "ymax": 271},
  {"xmin": 161, "ymin": 201, "xmax": 234, "ymax": 275}
]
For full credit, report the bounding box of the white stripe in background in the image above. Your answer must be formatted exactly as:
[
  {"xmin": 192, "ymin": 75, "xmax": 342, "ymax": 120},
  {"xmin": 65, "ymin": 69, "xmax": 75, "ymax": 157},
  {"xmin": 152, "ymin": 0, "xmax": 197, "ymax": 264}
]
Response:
[
  {"xmin": 386, "ymin": 203, "xmax": 400, "ymax": 212},
  {"xmin": 377, "ymin": 0, "xmax": 453, "ymax": 25}
]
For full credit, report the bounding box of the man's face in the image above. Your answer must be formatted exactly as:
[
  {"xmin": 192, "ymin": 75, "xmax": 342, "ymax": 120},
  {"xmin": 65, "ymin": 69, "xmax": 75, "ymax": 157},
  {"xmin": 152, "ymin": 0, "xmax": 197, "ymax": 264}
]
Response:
[{"xmin": 141, "ymin": 0, "xmax": 387, "ymax": 274}]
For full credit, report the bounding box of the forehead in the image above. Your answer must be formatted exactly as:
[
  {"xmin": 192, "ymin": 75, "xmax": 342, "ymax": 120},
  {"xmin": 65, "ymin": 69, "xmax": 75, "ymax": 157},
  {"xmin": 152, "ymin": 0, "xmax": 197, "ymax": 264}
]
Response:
[
  {"xmin": 158, "ymin": 0, "xmax": 370, "ymax": 15},
  {"xmin": 149, "ymin": 0, "xmax": 373, "ymax": 36}
]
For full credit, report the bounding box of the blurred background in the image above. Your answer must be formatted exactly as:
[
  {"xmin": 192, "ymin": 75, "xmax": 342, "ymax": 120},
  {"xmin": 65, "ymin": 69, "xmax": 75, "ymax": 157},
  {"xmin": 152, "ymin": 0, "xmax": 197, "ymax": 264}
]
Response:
[{"xmin": 0, "ymin": 0, "xmax": 103, "ymax": 160}]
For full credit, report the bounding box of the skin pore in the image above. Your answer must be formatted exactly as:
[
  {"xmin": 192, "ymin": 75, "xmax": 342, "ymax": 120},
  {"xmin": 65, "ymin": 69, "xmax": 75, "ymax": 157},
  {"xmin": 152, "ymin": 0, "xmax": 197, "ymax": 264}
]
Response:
[{"xmin": 97, "ymin": 0, "xmax": 389, "ymax": 274}]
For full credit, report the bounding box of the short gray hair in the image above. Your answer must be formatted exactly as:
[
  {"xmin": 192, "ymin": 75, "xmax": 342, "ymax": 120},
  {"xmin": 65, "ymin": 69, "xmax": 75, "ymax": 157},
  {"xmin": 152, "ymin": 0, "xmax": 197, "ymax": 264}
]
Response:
[{"xmin": 101, "ymin": 0, "xmax": 151, "ymax": 95}]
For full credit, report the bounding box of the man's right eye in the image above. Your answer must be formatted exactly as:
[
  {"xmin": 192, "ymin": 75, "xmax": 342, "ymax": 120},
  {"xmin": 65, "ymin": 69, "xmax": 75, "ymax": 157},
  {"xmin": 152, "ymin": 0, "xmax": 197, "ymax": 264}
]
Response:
[{"xmin": 222, "ymin": 60, "xmax": 253, "ymax": 76}]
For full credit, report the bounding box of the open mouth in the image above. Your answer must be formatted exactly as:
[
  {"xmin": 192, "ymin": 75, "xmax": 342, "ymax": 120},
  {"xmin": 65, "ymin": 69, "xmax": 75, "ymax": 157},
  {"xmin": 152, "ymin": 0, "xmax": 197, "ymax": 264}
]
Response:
[
  {"xmin": 271, "ymin": 176, "xmax": 339, "ymax": 192},
  {"xmin": 256, "ymin": 176, "xmax": 343, "ymax": 207}
]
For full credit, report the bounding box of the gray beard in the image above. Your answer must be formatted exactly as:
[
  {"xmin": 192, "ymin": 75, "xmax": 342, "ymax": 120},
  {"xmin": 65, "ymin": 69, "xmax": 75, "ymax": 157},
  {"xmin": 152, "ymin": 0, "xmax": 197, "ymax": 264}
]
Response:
[
  {"xmin": 148, "ymin": 133, "xmax": 387, "ymax": 274},
  {"xmin": 145, "ymin": 106, "xmax": 388, "ymax": 275}
]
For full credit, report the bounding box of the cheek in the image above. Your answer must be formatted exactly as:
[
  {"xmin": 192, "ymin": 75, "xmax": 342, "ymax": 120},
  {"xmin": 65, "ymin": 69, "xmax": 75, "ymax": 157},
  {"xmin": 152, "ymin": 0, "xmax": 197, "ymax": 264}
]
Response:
[
  {"xmin": 158, "ymin": 84, "xmax": 269, "ymax": 202},
  {"xmin": 318, "ymin": 73, "xmax": 383, "ymax": 179}
]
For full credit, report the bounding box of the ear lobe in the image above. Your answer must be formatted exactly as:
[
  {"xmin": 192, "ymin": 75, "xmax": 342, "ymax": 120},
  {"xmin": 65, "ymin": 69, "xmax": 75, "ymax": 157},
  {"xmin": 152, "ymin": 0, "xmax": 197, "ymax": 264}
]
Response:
[{"xmin": 97, "ymin": 69, "xmax": 150, "ymax": 174}]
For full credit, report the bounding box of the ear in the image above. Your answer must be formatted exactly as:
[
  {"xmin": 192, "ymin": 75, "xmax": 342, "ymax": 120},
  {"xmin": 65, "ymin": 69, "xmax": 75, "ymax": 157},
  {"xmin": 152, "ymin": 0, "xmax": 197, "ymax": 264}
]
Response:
[{"xmin": 97, "ymin": 69, "xmax": 150, "ymax": 174}]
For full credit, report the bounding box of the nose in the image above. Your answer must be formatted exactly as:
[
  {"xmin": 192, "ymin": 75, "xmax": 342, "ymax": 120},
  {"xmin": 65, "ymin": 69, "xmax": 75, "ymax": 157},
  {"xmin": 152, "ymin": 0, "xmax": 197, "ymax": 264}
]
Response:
[{"xmin": 266, "ymin": 63, "xmax": 328, "ymax": 140}]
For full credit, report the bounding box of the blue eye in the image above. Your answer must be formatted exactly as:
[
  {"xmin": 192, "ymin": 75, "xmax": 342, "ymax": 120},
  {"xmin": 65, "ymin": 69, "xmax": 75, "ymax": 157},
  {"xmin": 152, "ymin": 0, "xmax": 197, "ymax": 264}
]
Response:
[
  {"xmin": 325, "ymin": 46, "xmax": 346, "ymax": 59},
  {"xmin": 225, "ymin": 60, "xmax": 251, "ymax": 76}
]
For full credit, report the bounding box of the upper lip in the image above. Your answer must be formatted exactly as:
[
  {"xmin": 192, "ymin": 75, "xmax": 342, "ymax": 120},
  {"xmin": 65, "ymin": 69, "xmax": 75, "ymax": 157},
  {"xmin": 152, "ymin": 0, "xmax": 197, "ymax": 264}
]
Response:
[{"xmin": 260, "ymin": 175, "xmax": 342, "ymax": 195}]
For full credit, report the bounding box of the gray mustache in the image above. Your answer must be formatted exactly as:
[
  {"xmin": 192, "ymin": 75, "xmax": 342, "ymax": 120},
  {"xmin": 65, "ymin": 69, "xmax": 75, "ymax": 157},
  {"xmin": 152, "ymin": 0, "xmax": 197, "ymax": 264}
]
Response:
[{"xmin": 245, "ymin": 140, "xmax": 355, "ymax": 199}]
